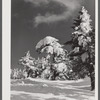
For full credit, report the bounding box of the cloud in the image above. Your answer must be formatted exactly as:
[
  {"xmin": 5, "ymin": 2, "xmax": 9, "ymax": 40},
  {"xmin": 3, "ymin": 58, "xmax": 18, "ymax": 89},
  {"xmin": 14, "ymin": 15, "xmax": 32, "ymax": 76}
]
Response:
[
  {"xmin": 34, "ymin": 12, "xmax": 69, "ymax": 27},
  {"xmin": 25, "ymin": 0, "xmax": 83, "ymax": 26},
  {"xmin": 24, "ymin": 0, "xmax": 49, "ymax": 6}
]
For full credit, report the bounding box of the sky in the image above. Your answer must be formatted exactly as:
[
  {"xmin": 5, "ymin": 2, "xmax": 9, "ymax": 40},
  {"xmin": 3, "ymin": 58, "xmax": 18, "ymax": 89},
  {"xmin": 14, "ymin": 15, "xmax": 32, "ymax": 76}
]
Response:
[{"xmin": 11, "ymin": 0, "xmax": 95, "ymax": 68}]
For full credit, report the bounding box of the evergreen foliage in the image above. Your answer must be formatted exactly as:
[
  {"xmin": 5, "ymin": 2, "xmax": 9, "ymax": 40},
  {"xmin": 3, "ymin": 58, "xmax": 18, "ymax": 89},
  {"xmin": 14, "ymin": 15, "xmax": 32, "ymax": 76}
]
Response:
[{"xmin": 65, "ymin": 6, "xmax": 95, "ymax": 90}]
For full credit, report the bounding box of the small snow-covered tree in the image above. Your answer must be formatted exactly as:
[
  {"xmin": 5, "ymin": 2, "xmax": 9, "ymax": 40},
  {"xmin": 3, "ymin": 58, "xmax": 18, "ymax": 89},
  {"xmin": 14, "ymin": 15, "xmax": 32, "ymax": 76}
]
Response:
[
  {"xmin": 36, "ymin": 36, "xmax": 72, "ymax": 80},
  {"xmin": 10, "ymin": 68, "xmax": 27, "ymax": 79},
  {"xmin": 65, "ymin": 7, "xmax": 95, "ymax": 90},
  {"xmin": 19, "ymin": 51, "xmax": 38, "ymax": 78}
]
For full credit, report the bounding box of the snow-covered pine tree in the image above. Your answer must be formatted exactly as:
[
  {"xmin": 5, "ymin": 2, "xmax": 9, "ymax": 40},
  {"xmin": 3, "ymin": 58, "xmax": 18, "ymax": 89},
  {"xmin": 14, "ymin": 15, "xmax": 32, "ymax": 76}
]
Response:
[
  {"xmin": 65, "ymin": 6, "xmax": 95, "ymax": 90},
  {"xmin": 19, "ymin": 51, "xmax": 38, "ymax": 78},
  {"xmin": 36, "ymin": 36, "xmax": 72, "ymax": 80}
]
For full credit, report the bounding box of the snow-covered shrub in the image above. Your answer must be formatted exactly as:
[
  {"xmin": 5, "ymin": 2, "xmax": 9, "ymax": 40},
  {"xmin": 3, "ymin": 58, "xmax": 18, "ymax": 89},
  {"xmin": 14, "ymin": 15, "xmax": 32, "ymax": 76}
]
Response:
[
  {"xmin": 10, "ymin": 68, "xmax": 27, "ymax": 79},
  {"xmin": 41, "ymin": 66, "xmax": 51, "ymax": 79}
]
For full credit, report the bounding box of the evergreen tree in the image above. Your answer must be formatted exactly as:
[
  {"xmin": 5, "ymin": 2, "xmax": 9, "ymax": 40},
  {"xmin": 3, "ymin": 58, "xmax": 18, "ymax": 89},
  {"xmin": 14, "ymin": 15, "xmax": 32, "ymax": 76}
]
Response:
[
  {"xmin": 19, "ymin": 51, "xmax": 38, "ymax": 78},
  {"xmin": 65, "ymin": 7, "xmax": 95, "ymax": 90},
  {"xmin": 36, "ymin": 36, "xmax": 72, "ymax": 80}
]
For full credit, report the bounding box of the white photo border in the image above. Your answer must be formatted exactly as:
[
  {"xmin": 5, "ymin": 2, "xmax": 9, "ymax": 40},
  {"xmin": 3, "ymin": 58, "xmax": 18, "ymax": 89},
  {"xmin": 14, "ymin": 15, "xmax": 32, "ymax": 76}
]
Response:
[{"xmin": 2, "ymin": 0, "xmax": 98, "ymax": 100}]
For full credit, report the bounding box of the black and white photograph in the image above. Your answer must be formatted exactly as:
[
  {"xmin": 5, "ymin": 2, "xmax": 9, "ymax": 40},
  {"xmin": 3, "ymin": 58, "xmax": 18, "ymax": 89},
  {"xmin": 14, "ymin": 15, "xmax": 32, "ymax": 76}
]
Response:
[{"xmin": 7, "ymin": 0, "xmax": 98, "ymax": 100}]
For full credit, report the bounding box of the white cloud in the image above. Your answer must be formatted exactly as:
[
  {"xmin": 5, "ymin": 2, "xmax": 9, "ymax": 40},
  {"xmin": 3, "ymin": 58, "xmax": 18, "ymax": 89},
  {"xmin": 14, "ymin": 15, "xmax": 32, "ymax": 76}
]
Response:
[
  {"xmin": 34, "ymin": 12, "xmax": 69, "ymax": 27},
  {"xmin": 25, "ymin": 0, "xmax": 83, "ymax": 26}
]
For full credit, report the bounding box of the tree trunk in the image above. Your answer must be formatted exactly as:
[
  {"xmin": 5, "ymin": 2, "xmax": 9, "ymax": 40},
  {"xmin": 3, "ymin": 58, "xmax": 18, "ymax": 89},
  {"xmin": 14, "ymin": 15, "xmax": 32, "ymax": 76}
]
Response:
[
  {"xmin": 89, "ymin": 70, "xmax": 95, "ymax": 91},
  {"xmin": 87, "ymin": 51, "xmax": 95, "ymax": 91},
  {"xmin": 89, "ymin": 65, "xmax": 95, "ymax": 91},
  {"xmin": 90, "ymin": 72, "xmax": 95, "ymax": 91}
]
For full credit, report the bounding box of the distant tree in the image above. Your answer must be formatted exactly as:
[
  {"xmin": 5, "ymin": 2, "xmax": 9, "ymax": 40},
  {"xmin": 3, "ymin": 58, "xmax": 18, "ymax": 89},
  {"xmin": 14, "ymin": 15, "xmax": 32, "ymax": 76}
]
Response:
[
  {"xmin": 65, "ymin": 7, "xmax": 95, "ymax": 90},
  {"xmin": 36, "ymin": 36, "xmax": 72, "ymax": 80}
]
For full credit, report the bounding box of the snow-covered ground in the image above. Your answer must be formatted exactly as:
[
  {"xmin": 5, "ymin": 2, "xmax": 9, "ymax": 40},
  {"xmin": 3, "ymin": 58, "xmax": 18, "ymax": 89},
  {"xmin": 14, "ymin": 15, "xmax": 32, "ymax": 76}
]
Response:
[{"xmin": 11, "ymin": 77, "xmax": 95, "ymax": 100}]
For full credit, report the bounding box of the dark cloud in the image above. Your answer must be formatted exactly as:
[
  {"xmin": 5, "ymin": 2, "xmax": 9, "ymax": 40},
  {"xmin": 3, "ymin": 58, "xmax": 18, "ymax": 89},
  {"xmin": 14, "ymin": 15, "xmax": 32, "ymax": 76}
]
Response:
[{"xmin": 24, "ymin": 0, "xmax": 83, "ymax": 26}]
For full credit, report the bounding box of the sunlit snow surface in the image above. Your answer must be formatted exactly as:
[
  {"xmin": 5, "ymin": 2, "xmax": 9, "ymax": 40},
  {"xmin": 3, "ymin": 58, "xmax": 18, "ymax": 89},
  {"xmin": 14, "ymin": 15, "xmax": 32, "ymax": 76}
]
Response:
[{"xmin": 11, "ymin": 77, "xmax": 95, "ymax": 100}]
